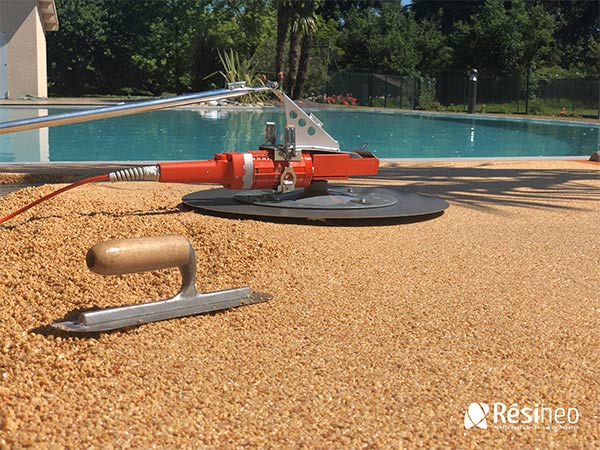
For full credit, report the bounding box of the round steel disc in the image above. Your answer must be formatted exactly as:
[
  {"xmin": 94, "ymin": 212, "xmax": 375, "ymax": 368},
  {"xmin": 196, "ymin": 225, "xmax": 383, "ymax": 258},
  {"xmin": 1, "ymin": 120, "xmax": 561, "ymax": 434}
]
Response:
[
  {"xmin": 233, "ymin": 186, "xmax": 398, "ymax": 210},
  {"xmin": 181, "ymin": 185, "xmax": 448, "ymax": 222}
]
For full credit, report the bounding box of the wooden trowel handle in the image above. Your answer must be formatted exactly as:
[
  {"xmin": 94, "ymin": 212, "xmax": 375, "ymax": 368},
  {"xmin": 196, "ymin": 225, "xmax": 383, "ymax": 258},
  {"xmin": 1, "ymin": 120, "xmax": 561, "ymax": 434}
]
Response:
[{"xmin": 86, "ymin": 235, "xmax": 192, "ymax": 276}]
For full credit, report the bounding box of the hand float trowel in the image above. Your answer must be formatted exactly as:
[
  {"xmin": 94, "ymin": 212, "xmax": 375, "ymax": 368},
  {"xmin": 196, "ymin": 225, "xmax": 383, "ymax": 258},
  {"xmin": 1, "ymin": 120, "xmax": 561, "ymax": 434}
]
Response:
[{"xmin": 52, "ymin": 235, "xmax": 271, "ymax": 333}]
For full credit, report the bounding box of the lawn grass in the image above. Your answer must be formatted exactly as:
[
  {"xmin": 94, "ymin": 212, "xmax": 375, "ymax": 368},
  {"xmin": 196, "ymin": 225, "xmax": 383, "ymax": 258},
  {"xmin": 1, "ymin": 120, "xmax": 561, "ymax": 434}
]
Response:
[
  {"xmin": 361, "ymin": 94, "xmax": 598, "ymax": 118},
  {"xmin": 438, "ymin": 98, "xmax": 598, "ymax": 118}
]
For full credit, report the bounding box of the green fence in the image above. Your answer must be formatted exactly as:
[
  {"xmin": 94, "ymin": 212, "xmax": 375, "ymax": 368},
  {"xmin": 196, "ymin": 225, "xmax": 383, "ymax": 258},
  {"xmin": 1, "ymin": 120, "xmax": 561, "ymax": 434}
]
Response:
[{"xmin": 321, "ymin": 71, "xmax": 600, "ymax": 118}]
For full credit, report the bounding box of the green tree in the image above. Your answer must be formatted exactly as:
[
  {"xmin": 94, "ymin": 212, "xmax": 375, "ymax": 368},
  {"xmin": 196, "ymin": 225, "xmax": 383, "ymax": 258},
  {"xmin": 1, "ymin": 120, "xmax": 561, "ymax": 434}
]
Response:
[
  {"xmin": 518, "ymin": 2, "xmax": 555, "ymax": 72},
  {"xmin": 337, "ymin": 2, "xmax": 449, "ymax": 77},
  {"xmin": 211, "ymin": 0, "xmax": 274, "ymax": 56},
  {"xmin": 550, "ymin": 0, "xmax": 599, "ymax": 76},
  {"xmin": 199, "ymin": 1, "xmax": 276, "ymax": 90},
  {"xmin": 411, "ymin": 0, "xmax": 483, "ymax": 34},
  {"xmin": 414, "ymin": 17, "xmax": 453, "ymax": 76},
  {"xmin": 587, "ymin": 37, "xmax": 600, "ymax": 78},
  {"xmin": 376, "ymin": 2, "xmax": 420, "ymax": 74},
  {"xmin": 336, "ymin": 7, "xmax": 379, "ymax": 71},
  {"xmin": 451, "ymin": 0, "xmax": 554, "ymax": 77},
  {"xmin": 48, "ymin": 0, "xmax": 596, "ymax": 99},
  {"xmin": 299, "ymin": 15, "xmax": 342, "ymax": 95},
  {"xmin": 108, "ymin": 0, "xmax": 211, "ymax": 95},
  {"xmin": 49, "ymin": 0, "xmax": 275, "ymax": 95},
  {"xmin": 47, "ymin": 0, "xmax": 112, "ymax": 95},
  {"xmin": 318, "ymin": 0, "xmax": 383, "ymax": 22}
]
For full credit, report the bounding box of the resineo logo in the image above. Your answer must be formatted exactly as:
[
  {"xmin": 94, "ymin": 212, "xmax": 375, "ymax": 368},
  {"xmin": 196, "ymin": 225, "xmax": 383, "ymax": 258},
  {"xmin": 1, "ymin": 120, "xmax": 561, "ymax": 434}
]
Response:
[
  {"xmin": 464, "ymin": 403, "xmax": 490, "ymax": 429},
  {"xmin": 464, "ymin": 402, "xmax": 580, "ymax": 430}
]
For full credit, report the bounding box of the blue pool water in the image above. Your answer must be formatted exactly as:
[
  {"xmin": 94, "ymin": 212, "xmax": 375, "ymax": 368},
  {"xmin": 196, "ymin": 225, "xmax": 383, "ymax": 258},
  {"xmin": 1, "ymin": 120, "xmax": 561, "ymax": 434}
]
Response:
[{"xmin": 0, "ymin": 107, "xmax": 598, "ymax": 162}]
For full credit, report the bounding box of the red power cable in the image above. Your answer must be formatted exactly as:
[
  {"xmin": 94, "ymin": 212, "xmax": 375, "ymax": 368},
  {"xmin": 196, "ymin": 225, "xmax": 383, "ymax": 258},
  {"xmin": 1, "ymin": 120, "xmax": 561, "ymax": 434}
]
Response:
[{"xmin": 0, "ymin": 174, "xmax": 110, "ymax": 225}]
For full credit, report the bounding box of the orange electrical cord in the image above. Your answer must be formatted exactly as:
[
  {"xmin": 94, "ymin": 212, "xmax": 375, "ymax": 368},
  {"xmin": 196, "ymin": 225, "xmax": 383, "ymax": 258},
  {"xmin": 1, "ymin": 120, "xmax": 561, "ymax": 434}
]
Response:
[{"xmin": 0, "ymin": 174, "xmax": 110, "ymax": 225}]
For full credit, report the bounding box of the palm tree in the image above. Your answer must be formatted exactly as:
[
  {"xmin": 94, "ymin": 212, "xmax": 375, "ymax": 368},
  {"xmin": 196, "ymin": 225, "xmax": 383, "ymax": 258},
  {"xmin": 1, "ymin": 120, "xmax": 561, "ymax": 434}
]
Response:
[
  {"xmin": 275, "ymin": 0, "xmax": 291, "ymax": 78},
  {"xmin": 287, "ymin": 1, "xmax": 316, "ymax": 97},
  {"xmin": 292, "ymin": 1, "xmax": 317, "ymax": 99},
  {"xmin": 275, "ymin": 0, "xmax": 318, "ymax": 98}
]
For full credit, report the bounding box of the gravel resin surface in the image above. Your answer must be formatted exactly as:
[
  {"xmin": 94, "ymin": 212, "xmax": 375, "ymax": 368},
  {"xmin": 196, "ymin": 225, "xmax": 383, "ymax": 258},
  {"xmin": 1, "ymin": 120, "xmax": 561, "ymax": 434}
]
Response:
[{"xmin": 0, "ymin": 160, "xmax": 598, "ymax": 448}]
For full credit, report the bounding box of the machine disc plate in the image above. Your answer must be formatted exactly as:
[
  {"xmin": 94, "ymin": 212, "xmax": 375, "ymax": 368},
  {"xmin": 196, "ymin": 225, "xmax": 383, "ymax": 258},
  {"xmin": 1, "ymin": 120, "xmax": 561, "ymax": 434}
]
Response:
[
  {"xmin": 182, "ymin": 185, "xmax": 448, "ymax": 222},
  {"xmin": 233, "ymin": 186, "xmax": 398, "ymax": 210}
]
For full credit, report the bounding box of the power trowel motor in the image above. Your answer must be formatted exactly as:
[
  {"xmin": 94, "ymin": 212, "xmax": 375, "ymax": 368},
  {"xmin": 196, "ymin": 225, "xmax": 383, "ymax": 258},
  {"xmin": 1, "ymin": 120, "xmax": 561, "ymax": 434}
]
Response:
[
  {"xmin": 0, "ymin": 81, "xmax": 448, "ymax": 224},
  {"xmin": 126, "ymin": 147, "xmax": 379, "ymax": 191}
]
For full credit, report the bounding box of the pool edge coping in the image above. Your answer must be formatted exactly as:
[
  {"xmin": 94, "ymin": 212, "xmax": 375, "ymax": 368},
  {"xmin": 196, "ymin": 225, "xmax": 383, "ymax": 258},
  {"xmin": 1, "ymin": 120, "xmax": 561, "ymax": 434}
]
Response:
[{"xmin": 1, "ymin": 103, "xmax": 598, "ymax": 127}]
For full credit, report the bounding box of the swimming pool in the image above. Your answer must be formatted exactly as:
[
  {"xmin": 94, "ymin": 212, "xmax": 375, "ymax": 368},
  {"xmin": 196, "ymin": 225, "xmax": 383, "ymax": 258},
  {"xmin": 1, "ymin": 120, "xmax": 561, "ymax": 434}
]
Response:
[{"xmin": 0, "ymin": 107, "xmax": 598, "ymax": 162}]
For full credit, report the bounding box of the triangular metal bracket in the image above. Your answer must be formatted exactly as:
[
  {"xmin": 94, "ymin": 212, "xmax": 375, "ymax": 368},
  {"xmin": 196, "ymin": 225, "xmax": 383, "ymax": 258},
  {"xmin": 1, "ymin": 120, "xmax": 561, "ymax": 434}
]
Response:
[{"xmin": 271, "ymin": 90, "xmax": 340, "ymax": 153}]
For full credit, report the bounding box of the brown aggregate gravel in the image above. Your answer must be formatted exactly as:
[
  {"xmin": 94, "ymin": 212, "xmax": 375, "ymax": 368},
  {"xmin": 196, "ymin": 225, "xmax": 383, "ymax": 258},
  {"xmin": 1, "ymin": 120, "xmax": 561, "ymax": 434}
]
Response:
[{"xmin": 0, "ymin": 160, "xmax": 599, "ymax": 448}]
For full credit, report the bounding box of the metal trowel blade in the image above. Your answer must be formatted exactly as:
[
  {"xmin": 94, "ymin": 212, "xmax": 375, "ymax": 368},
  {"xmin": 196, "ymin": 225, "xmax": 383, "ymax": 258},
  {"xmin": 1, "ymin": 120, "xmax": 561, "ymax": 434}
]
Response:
[{"xmin": 51, "ymin": 290, "xmax": 272, "ymax": 333}]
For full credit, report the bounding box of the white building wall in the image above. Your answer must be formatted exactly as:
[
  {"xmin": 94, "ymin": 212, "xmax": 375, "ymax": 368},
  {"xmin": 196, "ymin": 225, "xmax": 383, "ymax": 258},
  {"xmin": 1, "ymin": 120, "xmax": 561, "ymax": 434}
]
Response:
[{"xmin": 0, "ymin": 0, "xmax": 56, "ymax": 99}]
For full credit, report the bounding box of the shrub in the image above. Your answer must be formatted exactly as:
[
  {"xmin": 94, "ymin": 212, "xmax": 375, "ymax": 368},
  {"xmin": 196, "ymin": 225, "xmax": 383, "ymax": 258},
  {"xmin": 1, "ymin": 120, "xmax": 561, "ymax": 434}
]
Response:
[{"xmin": 314, "ymin": 93, "xmax": 358, "ymax": 106}]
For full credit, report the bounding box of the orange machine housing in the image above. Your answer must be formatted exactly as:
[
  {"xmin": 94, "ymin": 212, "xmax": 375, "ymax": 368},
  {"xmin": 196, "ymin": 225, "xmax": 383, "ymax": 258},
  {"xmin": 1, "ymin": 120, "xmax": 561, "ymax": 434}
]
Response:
[{"xmin": 157, "ymin": 150, "xmax": 379, "ymax": 190}]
